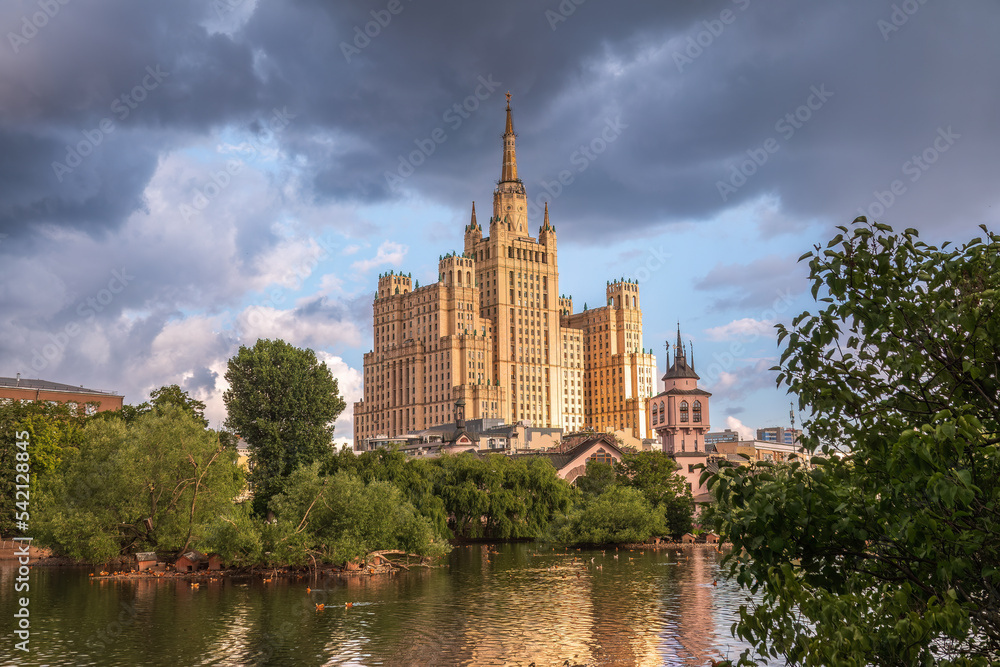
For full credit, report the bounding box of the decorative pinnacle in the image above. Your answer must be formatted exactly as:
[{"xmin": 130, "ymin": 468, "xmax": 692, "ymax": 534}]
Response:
[{"xmin": 501, "ymin": 95, "xmax": 517, "ymax": 181}]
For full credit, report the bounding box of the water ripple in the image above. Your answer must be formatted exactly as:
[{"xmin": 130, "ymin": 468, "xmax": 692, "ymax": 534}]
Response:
[{"xmin": 0, "ymin": 545, "xmax": 753, "ymax": 666}]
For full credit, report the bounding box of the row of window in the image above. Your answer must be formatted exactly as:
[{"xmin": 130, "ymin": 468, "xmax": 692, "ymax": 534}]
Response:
[{"xmin": 651, "ymin": 400, "xmax": 702, "ymax": 425}]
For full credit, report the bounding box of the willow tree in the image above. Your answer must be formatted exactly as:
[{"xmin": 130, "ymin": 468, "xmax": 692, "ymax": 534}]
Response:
[
  {"xmin": 706, "ymin": 220, "xmax": 1000, "ymax": 665},
  {"xmin": 35, "ymin": 406, "xmax": 242, "ymax": 561}
]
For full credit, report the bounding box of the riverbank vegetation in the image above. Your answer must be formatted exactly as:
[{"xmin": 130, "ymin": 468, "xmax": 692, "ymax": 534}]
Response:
[
  {"xmin": 8, "ymin": 342, "xmax": 694, "ymax": 568},
  {"xmin": 706, "ymin": 221, "xmax": 1000, "ymax": 666},
  {"xmin": 551, "ymin": 453, "xmax": 693, "ymax": 546}
]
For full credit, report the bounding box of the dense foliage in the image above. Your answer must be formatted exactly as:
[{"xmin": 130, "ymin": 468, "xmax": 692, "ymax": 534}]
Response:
[
  {"xmin": 1, "ymin": 400, "xmax": 89, "ymax": 535},
  {"xmin": 35, "ymin": 406, "xmax": 243, "ymax": 562},
  {"xmin": 705, "ymin": 220, "xmax": 1000, "ymax": 666},
  {"xmin": 553, "ymin": 484, "xmax": 666, "ymax": 545},
  {"xmin": 616, "ymin": 450, "xmax": 694, "ymax": 537},
  {"xmin": 552, "ymin": 451, "xmax": 693, "ymax": 546},
  {"xmin": 223, "ymin": 339, "xmax": 346, "ymax": 515},
  {"xmin": 268, "ymin": 465, "xmax": 448, "ymax": 565},
  {"xmin": 435, "ymin": 452, "xmax": 574, "ymax": 539},
  {"xmin": 14, "ymin": 360, "xmax": 695, "ymax": 566},
  {"xmin": 325, "ymin": 448, "xmax": 575, "ymax": 541}
]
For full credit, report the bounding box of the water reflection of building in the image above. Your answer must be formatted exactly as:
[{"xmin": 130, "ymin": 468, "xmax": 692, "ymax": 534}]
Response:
[
  {"xmin": 675, "ymin": 548, "xmax": 719, "ymax": 662},
  {"xmin": 423, "ymin": 547, "xmax": 711, "ymax": 666}
]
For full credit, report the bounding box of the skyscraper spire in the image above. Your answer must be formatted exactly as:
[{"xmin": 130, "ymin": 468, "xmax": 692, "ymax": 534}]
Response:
[
  {"xmin": 505, "ymin": 92, "xmax": 514, "ymax": 133},
  {"xmin": 500, "ymin": 92, "xmax": 518, "ymax": 183}
]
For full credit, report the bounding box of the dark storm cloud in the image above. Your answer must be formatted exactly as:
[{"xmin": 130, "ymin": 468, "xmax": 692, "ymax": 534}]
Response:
[
  {"xmin": 4, "ymin": 0, "xmax": 997, "ymax": 244},
  {"xmin": 695, "ymin": 253, "xmax": 807, "ymax": 312},
  {"xmin": 1, "ymin": 0, "xmax": 998, "ymax": 422},
  {"xmin": 0, "ymin": 0, "xmax": 284, "ymax": 240}
]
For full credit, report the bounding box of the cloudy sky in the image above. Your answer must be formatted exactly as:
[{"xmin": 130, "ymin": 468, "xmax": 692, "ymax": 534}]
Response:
[{"xmin": 2, "ymin": 0, "xmax": 997, "ymax": 445}]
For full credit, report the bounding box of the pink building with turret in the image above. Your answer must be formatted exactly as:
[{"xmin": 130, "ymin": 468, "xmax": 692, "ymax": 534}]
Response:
[{"xmin": 649, "ymin": 326, "xmax": 713, "ymax": 500}]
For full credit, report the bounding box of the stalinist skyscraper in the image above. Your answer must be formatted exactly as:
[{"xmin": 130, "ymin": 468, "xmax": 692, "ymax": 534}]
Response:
[{"xmin": 353, "ymin": 95, "xmax": 657, "ymax": 450}]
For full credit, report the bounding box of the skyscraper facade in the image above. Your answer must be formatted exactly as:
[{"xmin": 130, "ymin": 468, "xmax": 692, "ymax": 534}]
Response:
[{"xmin": 353, "ymin": 96, "xmax": 656, "ymax": 450}]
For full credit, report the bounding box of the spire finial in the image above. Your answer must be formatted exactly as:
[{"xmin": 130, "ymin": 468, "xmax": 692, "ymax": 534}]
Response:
[{"xmin": 500, "ymin": 96, "xmax": 518, "ymax": 181}]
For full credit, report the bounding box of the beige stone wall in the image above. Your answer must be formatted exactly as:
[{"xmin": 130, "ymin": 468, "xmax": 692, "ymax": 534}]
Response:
[
  {"xmin": 562, "ymin": 280, "xmax": 656, "ymax": 441},
  {"xmin": 466, "ymin": 204, "xmax": 561, "ymax": 428},
  {"xmin": 560, "ymin": 328, "xmax": 584, "ymax": 432},
  {"xmin": 354, "ymin": 101, "xmax": 659, "ymax": 448},
  {"xmin": 354, "ymin": 255, "xmax": 503, "ymax": 443}
]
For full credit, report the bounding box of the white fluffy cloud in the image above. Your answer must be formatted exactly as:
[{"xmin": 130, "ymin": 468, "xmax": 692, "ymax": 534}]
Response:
[
  {"xmin": 705, "ymin": 318, "xmax": 777, "ymax": 341},
  {"xmin": 726, "ymin": 416, "xmax": 754, "ymax": 441},
  {"xmin": 351, "ymin": 241, "xmax": 408, "ymax": 273},
  {"xmin": 316, "ymin": 352, "xmax": 363, "ymax": 448}
]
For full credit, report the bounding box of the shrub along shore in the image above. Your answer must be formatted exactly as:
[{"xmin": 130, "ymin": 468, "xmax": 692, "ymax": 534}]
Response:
[{"xmin": 3, "ymin": 389, "xmax": 695, "ymax": 571}]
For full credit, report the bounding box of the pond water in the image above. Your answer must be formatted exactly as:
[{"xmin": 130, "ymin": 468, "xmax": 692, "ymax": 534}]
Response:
[{"xmin": 1, "ymin": 543, "xmax": 754, "ymax": 666}]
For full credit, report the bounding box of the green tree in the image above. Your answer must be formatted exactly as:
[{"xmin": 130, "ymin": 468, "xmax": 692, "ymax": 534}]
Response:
[
  {"xmin": 0, "ymin": 400, "xmax": 89, "ymax": 534},
  {"xmin": 434, "ymin": 453, "xmax": 573, "ymax": 539},
  {"xmin": 35, "ymin": 406, "xmax": 243, "ymax": 561},
  {"xmin": 223, "ymin": 339, "xmax": 346, "ymax": 515},
  {"xmin": 553, "ymin": 485, "xmax": 666, "ymax": 546},
  {"xmin": 706, "ymin": 220, "xmax": 1000, "ymax": 666},
  {"xmin": 616, "ymin": 450, "xmax": 693, "ymax": 537},
  {"xmin": 93, "ymin": 384, "xmax": 209, "ymax": 427},
  {"xmin": 576, "ymin": 459, "xmax": 616, "ymax": 498},
  {"xmin": 323, "ymin": 446, "xmax": 450, "ymax": 539},
  {"xmin": 149, "ymin": 384, "xmax": 209, "ymax": 427},
  {"xmin": 267, "ymin": 464, "xmax": 449, "ymax": 565}
]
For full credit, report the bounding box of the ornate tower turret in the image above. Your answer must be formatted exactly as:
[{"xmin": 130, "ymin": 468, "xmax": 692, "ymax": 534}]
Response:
[
  {"xmin": 539, "ymin": 201, "xmax": 556, "ymax": 246},
  {"xmin": 465, "ymin": 201, "xmax": 482, "ymax": 245},
  {"xmin": 492, "ymin": 92, "xmax": 528, "ymax": 236},
  {"xmin": 650, "ymin": 323, "xmax": 711, "ymax": 454}
]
